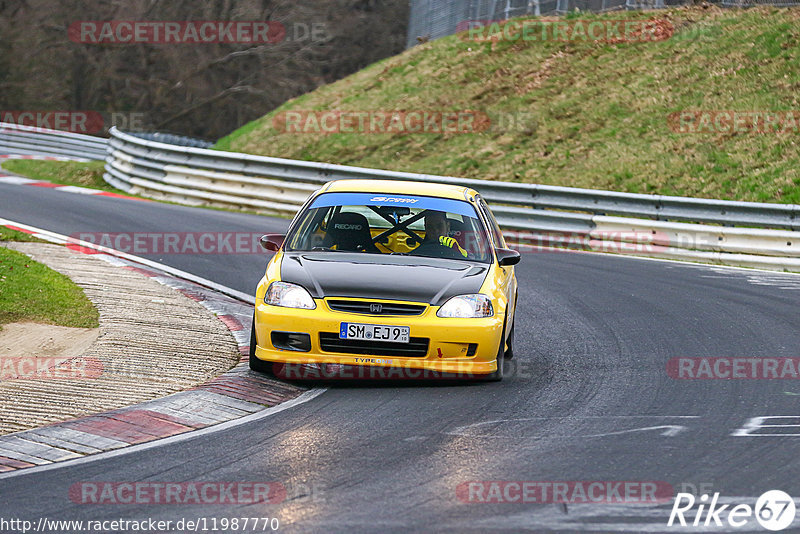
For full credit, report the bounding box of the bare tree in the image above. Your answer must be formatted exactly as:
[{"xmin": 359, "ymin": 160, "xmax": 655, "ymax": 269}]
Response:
[{"xmin": 0, "ymin": 0, "xmax": 408, "ymax": 139}]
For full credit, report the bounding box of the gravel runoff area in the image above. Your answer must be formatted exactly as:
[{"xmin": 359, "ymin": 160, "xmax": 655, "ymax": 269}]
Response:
[{"xmin": 0, "ymin": 242, "xmax": 240, "ymax": 434}]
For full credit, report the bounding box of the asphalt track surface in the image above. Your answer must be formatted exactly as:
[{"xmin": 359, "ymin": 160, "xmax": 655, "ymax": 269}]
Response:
[{"xmin": 2, "ymin": 182, "xmax": 800, "ymax": 533}]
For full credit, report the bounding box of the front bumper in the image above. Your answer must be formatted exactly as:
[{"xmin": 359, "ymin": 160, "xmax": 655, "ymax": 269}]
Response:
[{"xmin": 253, "ymin": 299, "xmax": 504, "ymax": 376}]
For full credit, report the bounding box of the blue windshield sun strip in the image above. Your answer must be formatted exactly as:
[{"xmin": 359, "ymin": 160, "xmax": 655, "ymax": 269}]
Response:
[{"xmin": 309, "ymin": 192, "xmax": 477, "ymax": 218}]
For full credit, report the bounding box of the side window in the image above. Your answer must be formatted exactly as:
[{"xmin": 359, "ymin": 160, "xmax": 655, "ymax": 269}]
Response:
[
  {"xmin": 477, "ymin": 197, "xmax": 506, "ymax": 248},
  {"xmin": 461, "ymin": 216, "xmax": 490, "ymax": 260},
  {"xmin": 290, "ymin": 206, "xmax": 332, "ymax": 249}
]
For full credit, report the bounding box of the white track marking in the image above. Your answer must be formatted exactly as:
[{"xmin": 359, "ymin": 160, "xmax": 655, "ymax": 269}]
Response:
[
  {"xmin": 447, "ymin": 416, "xmax": 700, "ymax": 439},
  {"xmin": 0, "ymin": 217, "xmax": 255, "ymax": 302},
  {"xmin": 700, "ymin": 266, "xmax": 800, "ymax": 292},
  {"xmin": 0, "ymin": 176, "xmax": 36, "ymax": 184}
]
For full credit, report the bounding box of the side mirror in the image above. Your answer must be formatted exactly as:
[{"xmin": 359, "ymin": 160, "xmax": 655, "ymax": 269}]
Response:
[
  {"xmin": 496, "ymin": 248, "xmax": 520, "ymax": 266},
  {"xmin": 260, "ymin": 234, "xmax": 285, "ymax": 252}
]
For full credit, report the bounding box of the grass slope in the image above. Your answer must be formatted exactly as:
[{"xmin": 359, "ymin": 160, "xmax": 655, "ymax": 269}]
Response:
[
  {"xmin": 0, "ymin": 227, "xmax": 46, "ymax": 243},
  {"xmin": 0, "ymin": 160, "xmax": 114, "ymax": 191},
  {"xmin": 217, "ymin": 7, "xmax": 800, "ymax": 204},
  {"xmin": 0, "ymin": 245, "xmax": 99, "ymax": 328}
]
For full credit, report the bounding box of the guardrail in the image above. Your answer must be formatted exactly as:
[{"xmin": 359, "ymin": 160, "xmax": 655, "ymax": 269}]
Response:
[
  {"xmin": 103, "ymin": 126, "xmax": 800, "ymax": 272},
  {"xmin": 0, "ymin": 122, "xmax": 107, "ymax": 160},
  {"xmin": 3, "ymin": 123, "xmax": 797, "ymax": 272}
]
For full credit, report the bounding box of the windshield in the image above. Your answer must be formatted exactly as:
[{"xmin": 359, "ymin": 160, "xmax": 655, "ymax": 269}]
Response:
[{"xmin": 285, "ymin": 192, "xmax": 493, "ymax": 263}]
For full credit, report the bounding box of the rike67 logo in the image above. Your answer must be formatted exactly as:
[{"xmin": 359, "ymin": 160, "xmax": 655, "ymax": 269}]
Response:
[{"xmin": 668, "ymin": 490, "xmax": 796, "ymax": 531}]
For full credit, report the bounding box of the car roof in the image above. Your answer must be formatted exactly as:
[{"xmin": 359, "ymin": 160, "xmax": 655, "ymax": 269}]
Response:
[{"xmin": 319, "ymin": 179, "xmax": 479, "ymax": 201}]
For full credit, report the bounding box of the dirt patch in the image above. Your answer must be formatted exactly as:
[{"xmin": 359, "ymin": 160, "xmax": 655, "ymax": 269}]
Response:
[
  {"xmin": 0, "ymin": 322, "xmax": 99, "ymax": 359},
  {"xmin": 515, "ymin": 50, "xmax": 567, "ymax": 95}
]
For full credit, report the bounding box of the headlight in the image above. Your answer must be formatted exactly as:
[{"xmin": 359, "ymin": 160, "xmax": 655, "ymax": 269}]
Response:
[
  {"xmin": 265, "ymin": 282, "xmax": 316, "ymax": 309},
  {"xmin": 436, "ymin": 294, "xmax": 493, "ymax": 318}
]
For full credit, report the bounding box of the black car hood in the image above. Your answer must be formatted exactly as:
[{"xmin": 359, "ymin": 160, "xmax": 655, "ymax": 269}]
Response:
[{"xmin": 280, "ymin": 252, "xmax": 489, "ymax": 306}]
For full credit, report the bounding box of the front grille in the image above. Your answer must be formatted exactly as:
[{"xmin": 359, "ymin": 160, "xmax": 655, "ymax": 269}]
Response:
[
  {"xmin": 327, "ymin": 300, "xmax": 426, "ymax": 316},
  {"xmin": 319, "ymin": 332, "xmax": 429, "ymax": 358}
]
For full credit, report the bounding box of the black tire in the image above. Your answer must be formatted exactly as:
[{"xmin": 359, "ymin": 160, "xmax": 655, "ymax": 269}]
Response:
[
  {"xmin": 504, "ymin": 319, "xmax": 515, "ymax": 360},
  {"xmin": 505, "ymin": 291, "xmax": 517, "ymax": 360},
  {"xmin": 249, "ymin": 316, "xmax": 274, "ymax": 375}
]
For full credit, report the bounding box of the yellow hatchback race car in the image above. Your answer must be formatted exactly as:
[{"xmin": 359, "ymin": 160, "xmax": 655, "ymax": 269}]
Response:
[{"xmin": 250, "ymin": 179, "xmax": 519, "ymax": 381}]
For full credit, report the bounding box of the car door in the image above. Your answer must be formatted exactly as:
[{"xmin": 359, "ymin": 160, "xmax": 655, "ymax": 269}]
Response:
[{"xmin": 475, "ymin": 195, "xmax": 517, "ymax": 336}]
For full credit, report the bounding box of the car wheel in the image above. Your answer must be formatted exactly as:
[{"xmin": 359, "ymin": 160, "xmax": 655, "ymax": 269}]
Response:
[
  {"xmin": 249, "ymin": 315, "xmax": 274, "ymax": 375},
  {"xmin": 504, "ymin": 319, "xmax": 515, "ymax": 360}
]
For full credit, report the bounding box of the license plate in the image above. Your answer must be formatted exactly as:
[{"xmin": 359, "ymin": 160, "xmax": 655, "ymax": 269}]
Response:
[{"xmin": 340, "ymin": 322, "xmax": 410, "ymax": 343}]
